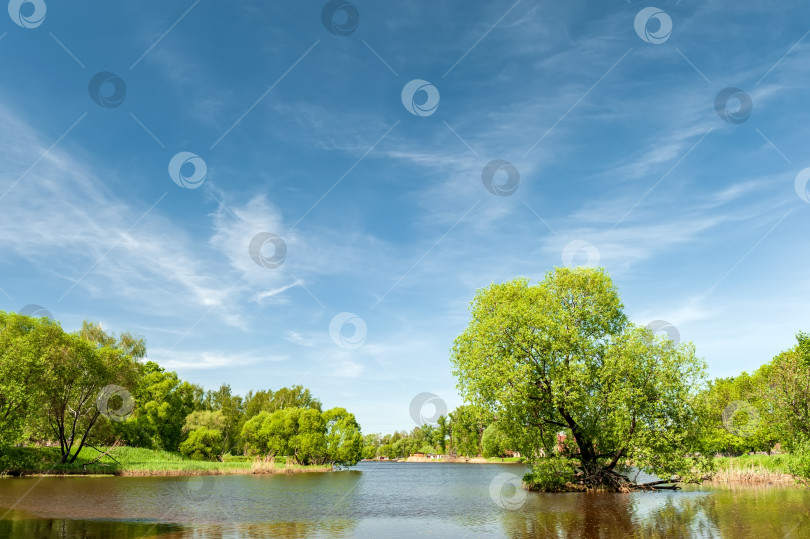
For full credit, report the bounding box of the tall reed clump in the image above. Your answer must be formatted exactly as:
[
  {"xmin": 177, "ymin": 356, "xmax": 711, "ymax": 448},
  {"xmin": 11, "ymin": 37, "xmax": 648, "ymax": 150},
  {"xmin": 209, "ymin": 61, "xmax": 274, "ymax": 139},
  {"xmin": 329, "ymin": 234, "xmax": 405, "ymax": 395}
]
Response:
[
  {"xmin": 709, "ymin": 457, "xmax": 796, "ymax": 484},
  {"xmin": 251, "ymin": 456, "xmax": 277, "ymax": 474}
]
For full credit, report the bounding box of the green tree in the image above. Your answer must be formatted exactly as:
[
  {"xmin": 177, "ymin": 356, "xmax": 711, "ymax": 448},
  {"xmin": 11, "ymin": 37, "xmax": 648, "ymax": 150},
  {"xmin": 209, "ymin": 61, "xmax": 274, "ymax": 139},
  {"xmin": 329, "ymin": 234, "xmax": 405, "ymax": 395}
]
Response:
[
  {"xmin": 482, "ymin": 422, "xmax": 512, "ymax": 458},
  {"xmin": 180, "ymin": 410, "xmax": 227, "ymax": 460},
  {"xmin": 757, "ymin": 333, "xmax": 810, "ymax": 445},
  {"xmin": 697, "ymin": 373, "xmax": 778, "ymax": 455},
  {"xmin": 0, "ymin": 312, "xmax": 62, "ymax": 445},
  {"xmin": 241, "ymin": 407, "xmax": 328, "ymax": 465},
  {"xmin": 243, "ymin": 386, "xmax": 322, "ymax": 420},
  {"xmin": 436, "ymin": 415, "xmax": 449, "ymax": 453},
  {"xmin": 451, "ymin": 268, "xmax": 710, "ymax": 490},
  {"xmin": 204, "ymin": 384, "xmax": 244, "ymax": 454},
  {"xmin": 449, "ymin": 405, "xmax": 488, "ymax": 457},
  {"xmin": 179, "ymin": 427, "xmax": 223, "ymax": 461},
  {"xmin": 117, "ymin": 362, "xmax": 204, "ymax": 451},
  {"xmin": 39, "ymin": 323, "xmax": 142, "ymax": 463},
  {"xmin": 323, "ymin": 407, "xmax": 363, "ymax": 466},
  {"xmin": 362, "ymin": 433, "xmax": 381, "ymax": 459}
]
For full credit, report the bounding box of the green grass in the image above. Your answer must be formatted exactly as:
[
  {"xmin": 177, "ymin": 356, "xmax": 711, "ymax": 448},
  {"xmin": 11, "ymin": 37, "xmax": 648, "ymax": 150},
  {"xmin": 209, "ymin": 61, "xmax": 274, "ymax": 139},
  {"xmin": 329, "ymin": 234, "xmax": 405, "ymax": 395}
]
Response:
[
  {"xmin": 714, "ymin": 453, "xmax": 794, "ymax": 474},
  {"xmin": 0, "ymin": 446, "xmax": 320, "ymax": 476},
  {"xmin": 485, "ymin": 456, "xmax": 525, "ymax": 463}
]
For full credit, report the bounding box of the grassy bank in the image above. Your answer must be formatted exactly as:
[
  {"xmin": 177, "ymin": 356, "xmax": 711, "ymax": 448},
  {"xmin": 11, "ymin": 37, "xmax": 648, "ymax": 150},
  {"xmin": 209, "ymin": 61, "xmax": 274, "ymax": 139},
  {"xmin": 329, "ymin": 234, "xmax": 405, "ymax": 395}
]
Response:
[
  {"xmin": 398, "ymin": 455, "xmax": 525, "ymax": 463},
  {"xmin": 0, "ymin": 446, "xmax": 332, "ymax": 477},
  {"xmin": 708, "ymin": 454, "xmax": 800, "ymax": 485}
]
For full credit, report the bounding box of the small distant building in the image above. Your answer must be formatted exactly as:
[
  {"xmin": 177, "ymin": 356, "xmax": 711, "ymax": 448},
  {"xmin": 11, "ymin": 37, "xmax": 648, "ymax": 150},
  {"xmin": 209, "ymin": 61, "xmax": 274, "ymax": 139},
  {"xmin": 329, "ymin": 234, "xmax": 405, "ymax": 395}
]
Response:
[
  {"xmin": 556, "ymin": 432, "xmax": 568, "ymax": 454},
  {"xmin": 411, "ymin": 452, "xmax": 426, "ymax": 458},
  {"xmin": 504, "ymin": 450, "xmax": 521, "ymax": 458}
]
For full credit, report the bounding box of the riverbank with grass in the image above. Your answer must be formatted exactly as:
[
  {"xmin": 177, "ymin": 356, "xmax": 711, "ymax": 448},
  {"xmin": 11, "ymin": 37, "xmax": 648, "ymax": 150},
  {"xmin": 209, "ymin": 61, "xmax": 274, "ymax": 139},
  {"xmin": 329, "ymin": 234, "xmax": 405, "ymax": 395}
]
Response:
[
  {"xmin": 394, "ymin": 456, "xmax": 525, "ymax": 463},
  {"xmin": 0, "ymin": 446, "xmax": 333, "ymax": 477},
  {"xmin": 706, "ymin": 453, "xmax": 802, "ymax": 485}
]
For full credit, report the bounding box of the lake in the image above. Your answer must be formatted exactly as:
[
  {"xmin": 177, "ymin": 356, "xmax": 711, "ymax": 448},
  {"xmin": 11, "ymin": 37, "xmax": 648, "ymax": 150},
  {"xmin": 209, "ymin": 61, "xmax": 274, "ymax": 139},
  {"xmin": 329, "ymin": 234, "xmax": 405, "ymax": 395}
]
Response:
[{"xmin": 1, "ymin": 462, "xmax": 809, "ymax": 538}]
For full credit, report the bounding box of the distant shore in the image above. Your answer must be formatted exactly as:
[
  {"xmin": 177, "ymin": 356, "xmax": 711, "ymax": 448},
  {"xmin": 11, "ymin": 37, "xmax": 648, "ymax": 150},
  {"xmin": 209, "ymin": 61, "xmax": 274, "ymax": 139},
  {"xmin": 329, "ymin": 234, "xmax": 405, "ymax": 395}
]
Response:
[
  {"xmin": 363, "ymin": 456, "xmax": 525, "ymax": 464},
  {"xmin": 0, "ymin": 446, "xmax": 333, "ymax": 477}
]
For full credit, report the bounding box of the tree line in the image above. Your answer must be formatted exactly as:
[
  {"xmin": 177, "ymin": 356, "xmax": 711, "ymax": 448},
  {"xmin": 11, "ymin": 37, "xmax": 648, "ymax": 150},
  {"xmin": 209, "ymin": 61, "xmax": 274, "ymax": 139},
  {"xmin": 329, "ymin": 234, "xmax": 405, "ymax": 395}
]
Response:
[
  {"xmin": 361, "ymin": 405, "xmax": 517, "ymax": 460},
  {"xmin": 0, "ymin": 311, "xmax": 363, "ymax": 467}
]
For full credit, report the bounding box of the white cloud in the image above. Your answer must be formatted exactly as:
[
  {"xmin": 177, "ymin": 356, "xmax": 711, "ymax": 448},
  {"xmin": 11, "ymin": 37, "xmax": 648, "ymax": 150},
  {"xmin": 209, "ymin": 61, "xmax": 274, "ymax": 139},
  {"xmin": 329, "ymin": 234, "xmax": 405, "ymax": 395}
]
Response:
[{"xmin": 147, "ymin": 348, "xmax": 288, "ymax": 371}]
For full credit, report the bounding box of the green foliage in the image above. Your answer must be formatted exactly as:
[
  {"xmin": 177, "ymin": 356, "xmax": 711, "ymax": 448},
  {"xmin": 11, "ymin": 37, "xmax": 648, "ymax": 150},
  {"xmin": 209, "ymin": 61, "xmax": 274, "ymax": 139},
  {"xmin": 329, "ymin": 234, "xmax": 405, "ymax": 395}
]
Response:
[
  {"xmin": 451, "ymin": 268, "xmax": 709, "ymax": 490},
  {"xmin": 241, "ymin": 407, "xmax": 329, "ymax": 465},
  {"xmin": 178, "ymin": 427, "xmax": 223, "ymax": 461},
  {"xmin": 115, "ymin": 362, "xmax": 204, "ymax": 451},
  {"xmin": 757, "ymin": 334, "xmax": 810, "ymax": 445},
  {"xmin": 183, "ymin": 410, "xmax": 226, "ymax": 434},
  {"xmin": 449, "ymin": 405, "xmax": 488, "ymax": 457},
  {"xmin": 38, "ymin": 322, "xmax": 142, "ymax": 463},
  {"xmin": 0, "ymin": 312, "xmax": 61, "ymax": 445},
  {"xmin": 524, "ymin": 457, "xmax": 578, "ymax": 492},
  {"xmin": 202, "ymin": 385, "xmax": 244, "ymax": 454},
  {"xmin": 243, "ymin": 385, "xmax": 322, "ymax": 420},
  {"xmin": 323, "ymin": 407, "xmax": 363, "ymax": 466},
  {"xmin": 787, "ymin": 437, "xmax": 810, "ymax": 480},
  {"xmin": 482, "ymin": 423, "xmax": 512, "ymax": 458},
  {"xmin": 696, "ymin": 373, "xmax": 778, "ymax": 456}
]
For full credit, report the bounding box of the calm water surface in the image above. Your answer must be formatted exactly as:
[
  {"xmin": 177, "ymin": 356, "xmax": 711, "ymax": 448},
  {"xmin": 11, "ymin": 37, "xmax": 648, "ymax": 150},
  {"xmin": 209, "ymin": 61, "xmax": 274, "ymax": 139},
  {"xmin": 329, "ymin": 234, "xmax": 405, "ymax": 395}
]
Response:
[{"xmin": 1, "ymin": 462, "xmax": 809, "ymax": 538}]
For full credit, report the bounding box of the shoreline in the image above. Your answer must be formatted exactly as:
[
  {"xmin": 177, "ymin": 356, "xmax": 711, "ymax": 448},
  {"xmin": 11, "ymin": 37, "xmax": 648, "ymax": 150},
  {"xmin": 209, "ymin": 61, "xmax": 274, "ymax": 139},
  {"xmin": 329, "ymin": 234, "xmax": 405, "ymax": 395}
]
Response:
[
  {"xmin": 1, "ymin": 466, "xmax": 335, "ymax": 478},
  {"xmin": 364, "ymin": 456, "xmax": 525, "ymax": 464}
]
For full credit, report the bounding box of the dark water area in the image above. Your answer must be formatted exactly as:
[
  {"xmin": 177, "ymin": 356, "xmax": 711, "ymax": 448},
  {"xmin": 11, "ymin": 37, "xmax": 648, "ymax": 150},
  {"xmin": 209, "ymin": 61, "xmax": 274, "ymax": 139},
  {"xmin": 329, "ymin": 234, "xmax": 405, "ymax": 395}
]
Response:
[{"xmin": 1, "ymin": 462, "xmax": 809, "ymax": 538}]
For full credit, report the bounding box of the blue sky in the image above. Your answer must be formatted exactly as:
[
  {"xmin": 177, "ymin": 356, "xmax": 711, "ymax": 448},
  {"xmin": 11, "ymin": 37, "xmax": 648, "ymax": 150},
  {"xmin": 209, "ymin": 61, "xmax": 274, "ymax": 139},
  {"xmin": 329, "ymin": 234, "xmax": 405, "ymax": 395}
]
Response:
[{"xmin": 1, "ymin": 0, "xmax": 809, "ymax": 433}]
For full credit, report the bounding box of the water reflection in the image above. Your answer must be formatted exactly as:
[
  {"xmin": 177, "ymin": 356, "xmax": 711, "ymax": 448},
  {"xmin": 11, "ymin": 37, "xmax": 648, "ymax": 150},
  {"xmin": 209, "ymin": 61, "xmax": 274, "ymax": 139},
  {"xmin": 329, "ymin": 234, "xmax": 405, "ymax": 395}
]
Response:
[
  {"xmin": 2, "ymin": 465, "xmax": 810, "ymax": 538},
  {"xmin": 500, "ymin": 486, "xmax": 810, "ymax": 538}
]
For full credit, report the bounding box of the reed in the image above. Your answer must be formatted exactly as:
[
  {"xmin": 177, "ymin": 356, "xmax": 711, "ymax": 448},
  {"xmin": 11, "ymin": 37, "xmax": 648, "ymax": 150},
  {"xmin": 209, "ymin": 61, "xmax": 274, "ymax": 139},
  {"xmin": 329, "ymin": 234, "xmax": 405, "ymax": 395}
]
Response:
[{"xmin": 709, "ymin": 454, "xmax": 798, "ymax": 484}]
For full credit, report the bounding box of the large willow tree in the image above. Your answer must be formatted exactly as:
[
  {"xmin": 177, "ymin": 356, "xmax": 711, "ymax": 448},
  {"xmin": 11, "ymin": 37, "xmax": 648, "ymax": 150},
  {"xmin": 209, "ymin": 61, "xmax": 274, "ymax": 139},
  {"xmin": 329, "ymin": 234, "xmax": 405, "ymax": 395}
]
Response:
[{"xmin": 451, "ymin": 267, "xmax": 710, "ymax": 491}]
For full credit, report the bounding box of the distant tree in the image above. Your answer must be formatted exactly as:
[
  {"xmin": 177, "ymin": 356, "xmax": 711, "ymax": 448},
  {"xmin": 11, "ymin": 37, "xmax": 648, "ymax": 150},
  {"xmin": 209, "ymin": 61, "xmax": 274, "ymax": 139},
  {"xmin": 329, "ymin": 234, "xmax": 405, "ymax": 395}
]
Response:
[
  {"xmin": 697, "ymin": 373, "xmax": 778, "ymax": 455},
  {"xmin": 436, "ymin": 415, "xmax": 448, "ymax": 453},
  {"xmin": 269, "ymin": 386, "xmax": 322, "ymax": 412},
  {"xmin": 449, "ymin": 405, "xmax": 488, "ymax": 457},
  {"xmin": 181, "ymin": 410, "xmax": 227, "ymax": 460},
  {"xmin": 204, "ymin": 384, "xmax": 244, "ymax": 454},
  {"xmin": 117, "ymin": 362, "xmax": 204, "ymax": 451},
  {"xmin": 179, "ymin": 427, "xmax": 223, "ymax": 461},
  {"xmin": 362, "ymin": 433, "xmax": 380, "ymax": 459},
  {"xmin": 241, "ymin": 407, "xmax": 328, "ymax": 465},
  {"xmin": 243, "ymin": 385, "xmax": 321, "ymax": 420},
  {"xmin": 758, "ymin": 333, "xmax": 810, "ymax": 445},
  {"xmin": 482, "ymin": 423, "xmax": 513, "ymax": 458}
]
